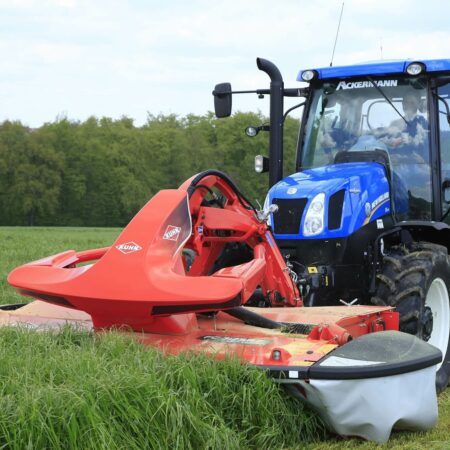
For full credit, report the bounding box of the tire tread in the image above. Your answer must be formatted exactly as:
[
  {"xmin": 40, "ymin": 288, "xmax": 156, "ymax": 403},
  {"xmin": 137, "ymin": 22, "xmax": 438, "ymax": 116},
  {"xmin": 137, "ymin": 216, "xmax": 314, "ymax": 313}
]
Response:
[{"xmin": 371, "ymin": 241, "xmax": 450, "ymax": 392}]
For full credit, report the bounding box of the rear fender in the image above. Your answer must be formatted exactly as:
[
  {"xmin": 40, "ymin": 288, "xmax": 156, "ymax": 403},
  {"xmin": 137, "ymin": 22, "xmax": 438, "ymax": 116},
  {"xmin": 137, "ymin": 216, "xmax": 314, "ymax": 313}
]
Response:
[{"xmin": 397, "ymin": 221, "xmax": 450, "ymax": 252}]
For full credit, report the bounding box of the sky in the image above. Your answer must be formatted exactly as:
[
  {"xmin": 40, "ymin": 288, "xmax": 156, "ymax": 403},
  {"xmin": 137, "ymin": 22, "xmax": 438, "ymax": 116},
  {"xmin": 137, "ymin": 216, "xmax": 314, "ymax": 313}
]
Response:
[{"xmin": 1, "ymin": 0, "xmax": 450, "ymax": 127}]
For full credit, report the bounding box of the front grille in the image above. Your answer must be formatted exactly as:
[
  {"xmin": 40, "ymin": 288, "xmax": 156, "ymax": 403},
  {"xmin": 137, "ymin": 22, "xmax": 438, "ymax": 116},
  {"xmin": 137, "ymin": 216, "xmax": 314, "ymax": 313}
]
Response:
[
  {"xmin": 272, "ymin": 198, "xmax": 308, "ymax": 234},
  {"xmin": 328, "ymin": 190, "xmax": 345, "ymax": 230}
]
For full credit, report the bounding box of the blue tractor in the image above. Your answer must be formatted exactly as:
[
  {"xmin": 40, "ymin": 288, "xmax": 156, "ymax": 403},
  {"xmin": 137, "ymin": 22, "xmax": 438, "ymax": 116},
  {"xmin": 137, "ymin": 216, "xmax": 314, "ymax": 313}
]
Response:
[{"xmin": 213, "ymin": 58, "xmax": 450, "ymax": 391}]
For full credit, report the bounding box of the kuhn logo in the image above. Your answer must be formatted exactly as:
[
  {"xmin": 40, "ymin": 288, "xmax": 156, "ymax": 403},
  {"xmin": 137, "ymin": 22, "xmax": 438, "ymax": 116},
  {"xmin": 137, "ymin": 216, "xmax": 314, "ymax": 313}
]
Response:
[
  {"xmin": 115, "ymin": 242, "xmax": 142, "ymax": 254},
  {"xmin": 163, "ymin": 225, "xmax": 181, "ymax": 241}
]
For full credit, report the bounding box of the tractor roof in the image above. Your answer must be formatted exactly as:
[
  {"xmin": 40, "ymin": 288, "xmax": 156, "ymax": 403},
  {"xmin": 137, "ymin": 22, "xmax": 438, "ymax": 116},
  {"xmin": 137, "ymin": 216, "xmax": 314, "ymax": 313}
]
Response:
[{"xmin": 297, "ymin": 59, "xmax": 450, "ymax": 81}]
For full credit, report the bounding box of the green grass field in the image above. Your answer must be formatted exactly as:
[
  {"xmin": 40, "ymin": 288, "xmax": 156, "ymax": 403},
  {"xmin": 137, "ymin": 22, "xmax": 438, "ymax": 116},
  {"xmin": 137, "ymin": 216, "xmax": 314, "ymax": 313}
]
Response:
[{"xmin": 0, "ymin": 227, "xmax": 449, "ymax": 449}]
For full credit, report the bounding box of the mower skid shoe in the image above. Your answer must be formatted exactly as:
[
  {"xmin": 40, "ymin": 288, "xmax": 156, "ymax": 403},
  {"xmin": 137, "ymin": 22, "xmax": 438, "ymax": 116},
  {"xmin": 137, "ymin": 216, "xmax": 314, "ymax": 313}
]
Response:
[{"xmin": 281, "ymin": 331, "xmax": 441, "ymax": 443}]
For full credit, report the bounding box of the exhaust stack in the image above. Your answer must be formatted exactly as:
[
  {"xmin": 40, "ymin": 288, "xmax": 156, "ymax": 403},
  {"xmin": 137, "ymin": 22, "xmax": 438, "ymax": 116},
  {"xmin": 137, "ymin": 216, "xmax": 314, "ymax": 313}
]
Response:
[{"xmin": 256, "ymin": 58, "xmax": 284, "ymax": 187}]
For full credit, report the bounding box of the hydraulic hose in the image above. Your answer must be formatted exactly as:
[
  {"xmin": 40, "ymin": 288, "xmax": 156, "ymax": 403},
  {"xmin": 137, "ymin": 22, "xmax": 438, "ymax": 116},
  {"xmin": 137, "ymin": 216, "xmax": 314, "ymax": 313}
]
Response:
[
  {"xmin": 225, "ymin": 306, "xmax": 314, "ymax": 335},
  {"xmin": 187, "ymin": 169, "xmax": 257, "ymax": 213}
]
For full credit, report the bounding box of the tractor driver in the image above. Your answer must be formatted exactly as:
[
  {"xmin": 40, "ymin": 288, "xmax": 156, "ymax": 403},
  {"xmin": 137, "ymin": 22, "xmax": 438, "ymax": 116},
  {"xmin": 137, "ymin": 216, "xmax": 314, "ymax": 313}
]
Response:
[
  {"xmin": 316, "ymin": 99, "xmax": 359, "ymax": 164},
  {"xmin": 381, "ymin": 93, "xmax": 432, "ymax": 220},
  {"xmin": 382, "ymin": 93, "xmax": 429, "ymax": 162}
]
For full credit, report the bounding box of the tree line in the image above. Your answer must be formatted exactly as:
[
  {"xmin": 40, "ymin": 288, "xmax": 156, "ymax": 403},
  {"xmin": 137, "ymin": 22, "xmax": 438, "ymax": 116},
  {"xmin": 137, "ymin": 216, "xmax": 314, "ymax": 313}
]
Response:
[{"xmin": 0, "ymin": 113, "xmax": 299, "ymax": 226}]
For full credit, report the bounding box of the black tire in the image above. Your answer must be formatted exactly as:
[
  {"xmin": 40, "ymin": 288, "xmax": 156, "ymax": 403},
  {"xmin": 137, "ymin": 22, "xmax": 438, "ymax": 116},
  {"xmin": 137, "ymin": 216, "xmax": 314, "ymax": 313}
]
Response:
[{"xmin": 371, "ymin": 242, "xmax": 450, "ymax": 392}]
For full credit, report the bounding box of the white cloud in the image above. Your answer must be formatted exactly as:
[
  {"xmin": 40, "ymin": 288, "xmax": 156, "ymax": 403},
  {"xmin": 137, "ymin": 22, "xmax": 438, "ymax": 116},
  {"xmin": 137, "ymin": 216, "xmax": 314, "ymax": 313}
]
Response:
[{"xmin": 1, "ymin": 0, "xmax": 450, "ymax": 126}]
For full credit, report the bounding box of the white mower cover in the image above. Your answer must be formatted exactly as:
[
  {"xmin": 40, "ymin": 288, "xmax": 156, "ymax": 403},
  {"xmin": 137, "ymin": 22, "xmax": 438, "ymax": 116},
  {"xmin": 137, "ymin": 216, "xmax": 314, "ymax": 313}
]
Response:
[
  {"xmin": 284, "ymin": 331, "xmax": 441, "ymax": 443},
  {"xmin": 298, "ymin": 366, "xmax": 437, "ymax": 443}
]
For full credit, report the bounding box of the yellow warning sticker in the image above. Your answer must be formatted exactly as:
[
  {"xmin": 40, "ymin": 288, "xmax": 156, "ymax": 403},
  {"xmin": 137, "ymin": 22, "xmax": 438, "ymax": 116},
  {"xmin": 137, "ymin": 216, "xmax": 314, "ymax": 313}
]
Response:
[
  {"xmin": 318, "ymin": 344, "xmax": 338, "ymax": 355},
  {"xmin": 307, "ymin": 266, "xmax": 318, "ymax": 274},
  {"xmin": 283, "ymin": 341, "xmax": 311, "ymax": 354}
]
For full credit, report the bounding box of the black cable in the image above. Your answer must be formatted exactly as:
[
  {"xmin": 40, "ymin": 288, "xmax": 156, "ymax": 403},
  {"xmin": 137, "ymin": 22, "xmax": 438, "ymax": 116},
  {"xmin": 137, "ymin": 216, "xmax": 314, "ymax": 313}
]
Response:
[
  {"xmin": 435, "ymin": 93, "xmax": 450, "ymax": 125},
  {"xmin": 191, "ymin": 184, "xmax": 215, "ymax": 197},
  {"xmin": 366, "ymin": 76, "xmax": 408, "ymax": 126},
  {"xmin": 224, "ymin": 307, "xmax": 314, "ymax": 335},
  {"xmin": 289, "ymin": 260, "xmax": 307, "ymax": 272},
  {"xmin": 187, "ymin": 169, "xmax": 258, "ymax": 214},
  {"xmin": 190, "ymin": 184, "xmax": 226, "ymax": 208},
  {"xmin": 236, "ymin": 192, "xmax": 258, "ymax": 214},
  {"xmin": 282, "ymin": 101, "xmax": 305, "ymax": 123}
]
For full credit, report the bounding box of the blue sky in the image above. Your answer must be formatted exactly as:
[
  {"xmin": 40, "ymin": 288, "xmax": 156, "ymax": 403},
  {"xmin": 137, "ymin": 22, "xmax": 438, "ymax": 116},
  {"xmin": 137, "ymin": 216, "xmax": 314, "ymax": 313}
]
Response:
[{"xmin": 1, "ymin": 0, "xmax": 449, "ymax": 126}]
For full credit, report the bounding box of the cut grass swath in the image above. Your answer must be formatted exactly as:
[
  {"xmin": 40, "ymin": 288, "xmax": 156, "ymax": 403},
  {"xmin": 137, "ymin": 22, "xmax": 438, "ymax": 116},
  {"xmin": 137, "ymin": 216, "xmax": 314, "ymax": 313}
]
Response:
[{"xmin": 0, "ymin": 326, "xmax": 324, "ymax": 450}]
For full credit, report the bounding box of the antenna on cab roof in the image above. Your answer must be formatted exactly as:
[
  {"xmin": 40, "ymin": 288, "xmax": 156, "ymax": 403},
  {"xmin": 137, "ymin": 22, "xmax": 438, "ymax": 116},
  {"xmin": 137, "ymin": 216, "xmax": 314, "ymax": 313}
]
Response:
[{"xmin": 330, "ymin": 2, "xmax": 345, "ymax": 67}]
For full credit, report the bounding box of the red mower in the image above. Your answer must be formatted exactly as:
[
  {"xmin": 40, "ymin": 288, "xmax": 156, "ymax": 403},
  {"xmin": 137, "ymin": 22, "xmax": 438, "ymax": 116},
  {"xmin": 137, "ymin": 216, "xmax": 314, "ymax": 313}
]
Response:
[{"xmin": 5, "ymin": 170, "xmax": 442, "ymax": 443}]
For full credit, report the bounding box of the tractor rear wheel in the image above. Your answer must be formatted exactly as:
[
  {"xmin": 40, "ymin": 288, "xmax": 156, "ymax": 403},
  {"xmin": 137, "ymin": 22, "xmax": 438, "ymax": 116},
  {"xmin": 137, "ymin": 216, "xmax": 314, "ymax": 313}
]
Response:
[{"xmin": 371, "ymin": 242, "xmax": 450, "ymax": 392}]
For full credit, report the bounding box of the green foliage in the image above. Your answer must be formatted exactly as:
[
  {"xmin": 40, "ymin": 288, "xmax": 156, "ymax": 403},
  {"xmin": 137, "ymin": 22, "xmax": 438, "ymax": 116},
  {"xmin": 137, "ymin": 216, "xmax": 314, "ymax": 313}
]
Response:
[
  {"xmin": 0, "ymin": 122, "xmax": 64, "ymax": 225},
  {"xmin": 0, "ymin": 114, "xmax": 300, "ymax": 226}
]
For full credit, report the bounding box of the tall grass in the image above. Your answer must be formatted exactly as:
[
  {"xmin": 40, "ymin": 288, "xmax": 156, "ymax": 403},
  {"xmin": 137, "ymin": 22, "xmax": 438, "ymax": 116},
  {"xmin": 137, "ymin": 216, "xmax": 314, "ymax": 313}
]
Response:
[
  {"xmin": 0, "ymin": 227, "xmax": 120, "ymax": 305},
  {"xmin": 0, "ymin": 326, "xmax": 323, "ymax": 449}
]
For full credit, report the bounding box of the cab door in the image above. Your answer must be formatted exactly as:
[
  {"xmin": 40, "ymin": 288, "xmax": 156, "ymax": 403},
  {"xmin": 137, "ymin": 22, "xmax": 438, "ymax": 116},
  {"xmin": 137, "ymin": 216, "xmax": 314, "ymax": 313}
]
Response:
[{"xmin": 436, "ymin": 79, "xmax": 450, "ymax": 222}]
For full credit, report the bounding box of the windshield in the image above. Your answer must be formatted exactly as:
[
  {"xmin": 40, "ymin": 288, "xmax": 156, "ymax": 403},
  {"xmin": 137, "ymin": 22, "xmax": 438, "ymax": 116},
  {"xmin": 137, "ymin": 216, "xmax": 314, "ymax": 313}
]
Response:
[{"xmin": 301, "ymin": 76, "xmax": 431, "ymax": 220}]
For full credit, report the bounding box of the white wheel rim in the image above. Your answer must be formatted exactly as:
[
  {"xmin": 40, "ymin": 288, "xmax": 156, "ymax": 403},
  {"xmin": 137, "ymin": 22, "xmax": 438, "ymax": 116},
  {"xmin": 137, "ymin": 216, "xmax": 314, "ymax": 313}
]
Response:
[{"xmin": 425, "ymin": 278, "xmax": 450, "ymax": 371}]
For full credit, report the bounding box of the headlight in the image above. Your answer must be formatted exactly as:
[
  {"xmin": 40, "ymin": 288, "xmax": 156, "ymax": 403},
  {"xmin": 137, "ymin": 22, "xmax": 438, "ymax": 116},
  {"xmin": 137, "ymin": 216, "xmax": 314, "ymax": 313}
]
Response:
[
  {"xmin": 304, "ymin": 193, "xmax": 325, "ymax": 236},
  {"xmin": 255, "ymin": 155, "xmax": 269, "ymax": 173},
  {"xmin": 246, "ymin": 126, "xmax": 259, "ymax": 137},
  {"xmin": 301, "ymin": 70, "xmax": 318, "ymax": 82},
  {"xmin": 405, "ymin": 62, "xmax": 425, "ymax": 76}
]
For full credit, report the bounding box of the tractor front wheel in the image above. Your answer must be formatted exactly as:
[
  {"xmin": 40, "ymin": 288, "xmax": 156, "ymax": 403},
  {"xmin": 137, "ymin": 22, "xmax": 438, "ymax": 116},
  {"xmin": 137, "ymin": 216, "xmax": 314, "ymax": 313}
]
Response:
[{"xmin": 371, "ymin": 242, "xmax": 450, "ymax": 392}]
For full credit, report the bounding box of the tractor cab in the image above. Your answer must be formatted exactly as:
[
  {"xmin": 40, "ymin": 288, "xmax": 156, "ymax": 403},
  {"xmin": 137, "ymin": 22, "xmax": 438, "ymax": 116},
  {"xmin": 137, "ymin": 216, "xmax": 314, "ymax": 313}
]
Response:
[{"xmin": 299, "ymin": 68, "xmax": 431, "ymax": 222}]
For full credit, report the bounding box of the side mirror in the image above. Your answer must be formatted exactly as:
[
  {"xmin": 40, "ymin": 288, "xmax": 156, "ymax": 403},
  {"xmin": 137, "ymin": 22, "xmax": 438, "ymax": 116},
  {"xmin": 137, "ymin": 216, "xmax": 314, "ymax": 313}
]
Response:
[{"xmin": 213, "ymin": 83, "xmax": 232, "ymax": 118}]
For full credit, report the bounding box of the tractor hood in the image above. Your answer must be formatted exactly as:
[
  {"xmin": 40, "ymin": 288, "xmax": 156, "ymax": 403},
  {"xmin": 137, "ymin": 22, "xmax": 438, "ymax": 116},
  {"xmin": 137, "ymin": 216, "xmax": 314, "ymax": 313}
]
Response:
[{"xmin": 267, "ymin": 162, "xmax": 391, "ymax": 240}]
